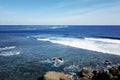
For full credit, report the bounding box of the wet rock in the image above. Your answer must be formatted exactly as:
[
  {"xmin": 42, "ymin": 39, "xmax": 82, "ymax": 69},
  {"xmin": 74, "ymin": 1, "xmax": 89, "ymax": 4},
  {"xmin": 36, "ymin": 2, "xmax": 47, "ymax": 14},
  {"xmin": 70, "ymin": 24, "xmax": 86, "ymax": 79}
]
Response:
[
  {"xmin": 109, "ymin": 67, "xmax": 119, "ymax": 76},
  {"xmin": 97, "ymin": 68, "xmax": 111, "ymax": 80},
  {"xmin": 52, "ymin": 57, "xmax": 64, "ymax": 63},
  {"xmin": 77, "ymin": 67, "xmax": 93, "ymax": 80},
  {"xmin": 104, "ymin": 60, "xmax": 112, "ymax": 65},
  {"xmin": 37, "ymin": 76, "xmax": 44, "ymax": 80},
  {"xmin": 118, "ymin": 65, "xmax": 120, "ymax": 71}
]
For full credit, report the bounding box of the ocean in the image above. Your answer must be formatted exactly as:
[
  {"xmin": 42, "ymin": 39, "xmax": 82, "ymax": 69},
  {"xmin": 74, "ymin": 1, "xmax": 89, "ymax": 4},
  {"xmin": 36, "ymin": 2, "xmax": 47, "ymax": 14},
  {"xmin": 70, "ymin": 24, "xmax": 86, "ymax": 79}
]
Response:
[{"xmin": 0, "ymin": 25, "xmax": 120, "ymax": 80}]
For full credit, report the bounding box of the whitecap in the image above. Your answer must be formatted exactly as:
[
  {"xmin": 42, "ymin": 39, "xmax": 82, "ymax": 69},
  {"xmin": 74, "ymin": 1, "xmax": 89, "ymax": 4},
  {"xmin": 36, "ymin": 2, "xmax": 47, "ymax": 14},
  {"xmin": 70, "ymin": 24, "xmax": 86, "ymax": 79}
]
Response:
[
  {"xmin": 41, "ymin": 58, "xmax": 64, "ymax": 67},
  {"xmin": 51, "ymin": 25, "xmax": 68, "ymax": 29},
  {"xmin": 0, "ymin": 46, "xmax": 16, "ymax": 51},
  {"xmin": 37, "ymin": 38, "xmax": 51, "ymax": 42},
  {"xmin": 64, "ymin": 64, "xmax": 79, "ymax": 73},
  {"xmin": 0, "ymin": 51, "xmax": 20, "ymax": 57},
  {"xmin": 41, "ymin": 59, "xmax": 53, "ymax": 64},
  {"xmin": 64, "ymin": 64, "xmax": 79, "ymax": 70}
]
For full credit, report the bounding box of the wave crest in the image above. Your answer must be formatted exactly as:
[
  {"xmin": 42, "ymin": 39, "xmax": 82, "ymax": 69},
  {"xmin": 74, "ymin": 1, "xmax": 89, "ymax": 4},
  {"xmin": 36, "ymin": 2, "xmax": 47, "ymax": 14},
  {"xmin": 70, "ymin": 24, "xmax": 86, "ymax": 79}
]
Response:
[
  {"xmin": 51, "ymin": 25, "xmax": 68, "ymax": 29},
  {"xmin": 85, "ymin": 38, "xmax": 120, "ymax": 44},
  {"xmin": 37, "ymin": 37, "xmax": 120, "ymax": 55},
  {"xmin": 0, "ymin": 51, "xmax": 20, "ymax": 57},
  {"xmin": 0, "ymin": 46, "xmax": 16, "ymax": 51}
]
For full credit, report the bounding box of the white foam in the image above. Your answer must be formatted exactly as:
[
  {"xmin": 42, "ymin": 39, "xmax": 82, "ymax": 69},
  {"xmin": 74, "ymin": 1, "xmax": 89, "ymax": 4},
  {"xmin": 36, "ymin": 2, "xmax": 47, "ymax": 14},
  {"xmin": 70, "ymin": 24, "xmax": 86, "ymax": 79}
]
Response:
[
  {"xmin": 37, "ymin": 37, "xmax": 120, "ymax": 55},
  {"xmin": 64, "ymin": 65, "xmax": 79, "ymax": 70},
  {"xmin": 0, "ymin": 46, "xmax": 16, "ymax": 51},
  {"xmin": 37, "ymin": 38, "xmax": 50, "ymax": 41},
  {"xmin": 0, "ymin": 51, "xmax": 20, "ymax": 57},
  {"xmin": 41, "ymin": 58, "xmax": 64, "ymax": 67},
  {"xmin": 64, "ymin": 64, "xmax": 79, "ymax": 73},
  {"xmin": 41, "ymin": 59, "xmax": 53, "ymax": 64},
  {"xmin": 51, "ymin": 25, "xmax": 68, "ymax": 29},
  {"xmin": 85, "ymin": 38, "xmax": 120, "ymax": 44}
]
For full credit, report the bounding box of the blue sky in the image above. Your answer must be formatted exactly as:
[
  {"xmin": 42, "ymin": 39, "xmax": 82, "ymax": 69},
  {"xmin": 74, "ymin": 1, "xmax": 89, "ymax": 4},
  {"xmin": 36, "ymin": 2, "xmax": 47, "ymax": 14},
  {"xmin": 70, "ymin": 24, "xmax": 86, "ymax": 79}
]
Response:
[{"xmin": 0, "ymin": 0, "xmax": 120, "ymax": 25}]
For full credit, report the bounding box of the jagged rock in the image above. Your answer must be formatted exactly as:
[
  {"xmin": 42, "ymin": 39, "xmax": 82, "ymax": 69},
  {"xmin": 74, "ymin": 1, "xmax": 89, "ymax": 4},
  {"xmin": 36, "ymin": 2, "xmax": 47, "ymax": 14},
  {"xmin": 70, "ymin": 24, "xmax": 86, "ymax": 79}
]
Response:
[
  {"xmin": 44, "ymin": 71, "xmax": 71, "ymax": 80},
  {"xmin": 52, "ymin": 57, "xmax": 64, "ymax": 63},
  {"xmin": 97, "ymin": 68, "xmax": 111, "ymax": 80},
  {"xmin": 41, "ymin": 62, "xmax": 120, "ymax": 80},
  {"xmin": 77, "ymin": 67, "xmax": 93, "ymax": 80},
  {"xmin": 109, "ymin": 67, "xmax": 119, "ymax": 76},
  {"xmin": 104, "ymin": 60, "xmax": 112, "ymax": 65},
  {"xmin": 118, "ymin": 65, "xmax": 120, "ymax": 71}
]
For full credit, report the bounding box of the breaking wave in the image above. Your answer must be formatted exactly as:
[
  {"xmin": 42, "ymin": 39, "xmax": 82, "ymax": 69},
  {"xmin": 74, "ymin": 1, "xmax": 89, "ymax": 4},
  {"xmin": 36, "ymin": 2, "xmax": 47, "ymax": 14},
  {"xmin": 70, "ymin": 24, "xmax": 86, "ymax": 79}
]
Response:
[
  {"xmin": 0, "ymin": 46, "xmax": 16, "ymax": 51},
  {"xmin": 64, "ymin": 64, "xmax": 79, "ymax": 71},
  {"xmin": 37, "ymin": 37, "xmax": 120, "ymax": 55},
  {"xmin": 85, "ymin": 38, "xmax": 120, "ymax": 44},
  {"xmin": 0, "ymin": 51, "xmax": 21, "ymax": 57},
  {"xmin": 41, "ymin": 59, "xmax": 64, "ymax": 67}
]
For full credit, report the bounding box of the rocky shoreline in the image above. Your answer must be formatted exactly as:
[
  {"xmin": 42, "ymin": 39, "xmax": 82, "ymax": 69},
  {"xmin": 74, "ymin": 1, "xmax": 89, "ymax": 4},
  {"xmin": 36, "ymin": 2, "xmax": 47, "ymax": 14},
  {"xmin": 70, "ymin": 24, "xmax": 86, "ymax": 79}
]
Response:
[{"xmin": 39, "ymin": 61, "xmax": 120, "ymax": 80}]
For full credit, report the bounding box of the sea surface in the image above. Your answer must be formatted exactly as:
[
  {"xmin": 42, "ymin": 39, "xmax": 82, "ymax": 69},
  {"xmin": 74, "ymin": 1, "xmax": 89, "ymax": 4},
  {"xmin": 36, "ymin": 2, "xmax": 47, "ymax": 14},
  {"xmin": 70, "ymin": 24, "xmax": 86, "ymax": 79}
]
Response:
[{"xmin": 0, "ymin": 25, "xmax": 120, "ymax": 80}]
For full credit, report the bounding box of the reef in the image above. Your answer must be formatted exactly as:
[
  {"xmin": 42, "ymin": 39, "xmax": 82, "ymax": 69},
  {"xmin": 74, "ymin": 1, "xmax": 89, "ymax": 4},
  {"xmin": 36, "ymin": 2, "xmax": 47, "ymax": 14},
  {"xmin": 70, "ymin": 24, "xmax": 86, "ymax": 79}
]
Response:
[{"xmin": 40, "ymin": 60, "xmax": 120, "ymax": 80}]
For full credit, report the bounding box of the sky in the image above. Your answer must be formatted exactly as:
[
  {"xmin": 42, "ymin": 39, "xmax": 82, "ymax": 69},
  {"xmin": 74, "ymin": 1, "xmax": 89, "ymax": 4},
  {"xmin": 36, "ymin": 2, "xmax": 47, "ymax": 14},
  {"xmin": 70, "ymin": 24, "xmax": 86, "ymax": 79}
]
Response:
[{"xmin": 0, "ymin": 0, "xmax": 120, "ymax": 25}]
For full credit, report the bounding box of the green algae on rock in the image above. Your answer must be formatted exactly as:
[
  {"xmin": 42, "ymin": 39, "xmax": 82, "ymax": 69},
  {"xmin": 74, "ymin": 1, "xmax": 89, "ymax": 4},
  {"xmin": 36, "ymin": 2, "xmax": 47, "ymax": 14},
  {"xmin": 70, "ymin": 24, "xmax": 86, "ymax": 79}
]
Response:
[{"xmin": 44, "ymin": 71, "xmax": 71, "ymax": 80}]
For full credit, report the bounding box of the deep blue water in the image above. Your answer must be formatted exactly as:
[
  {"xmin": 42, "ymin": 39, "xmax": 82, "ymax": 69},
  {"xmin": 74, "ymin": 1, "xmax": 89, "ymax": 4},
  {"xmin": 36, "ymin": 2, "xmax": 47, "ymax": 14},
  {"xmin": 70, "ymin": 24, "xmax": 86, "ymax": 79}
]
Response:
[
  {"xmin": 0, "ymin": 25, "xmax": 120, "ymax": 37},
  {"xmin": 0, "ymin": 25, "xmax": 120, "ymax": 80}
]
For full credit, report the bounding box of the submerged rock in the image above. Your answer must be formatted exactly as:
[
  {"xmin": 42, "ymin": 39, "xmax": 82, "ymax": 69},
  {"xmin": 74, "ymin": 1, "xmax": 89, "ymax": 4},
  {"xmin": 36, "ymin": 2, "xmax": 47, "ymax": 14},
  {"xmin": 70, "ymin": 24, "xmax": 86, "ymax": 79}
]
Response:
[
  {"xmin": 41, "ymin": 57, "xmax": 64, "ymax": 67},
  {"xmin": 52, "ymin": 57, "xmax": 64, "ymax": 63},
  {"xmin": 104, "ymin": 60, "xmax": 112, "ymax": 65}
]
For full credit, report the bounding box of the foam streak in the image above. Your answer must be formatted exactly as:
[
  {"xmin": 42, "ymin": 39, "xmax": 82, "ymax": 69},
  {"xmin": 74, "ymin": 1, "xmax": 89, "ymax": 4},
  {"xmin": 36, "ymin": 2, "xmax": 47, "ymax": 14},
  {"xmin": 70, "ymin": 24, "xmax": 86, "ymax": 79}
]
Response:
[
  {"xmin": 0, "ymin": 51, "xmax": 20, "ymax": 57},
  {"xmin": 0, "ymin": 46, "xmax": 16, "ymax": 51}
]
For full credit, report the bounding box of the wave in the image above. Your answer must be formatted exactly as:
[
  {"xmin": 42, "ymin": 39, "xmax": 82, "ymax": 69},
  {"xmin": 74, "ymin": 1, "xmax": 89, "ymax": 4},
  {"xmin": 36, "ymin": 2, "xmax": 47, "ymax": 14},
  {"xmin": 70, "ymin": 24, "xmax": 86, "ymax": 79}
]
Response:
[
  {"xmin": 41, "ymin": 59, "xmax": 64, "ymax": 67},
  {"xmin": 26, "ymin": 36, "xmax": 30, "ymax": 38},
  {"xmin": 85, "ymin": 38, "xmax": 120, "ymax": 44},
  {"xmin": 37, "ymin": 37, "xmax": 120, "ymax": 56},
  {"xmin": 51, "ymin": 25, "xmax": 68, "ymax": 29},
  {"xmin": 0, "ymin": 51, "xmax": 20, "ymax": 57},
  {"xmin": 64, "ymin": 64, "xmax": 79, "ymax": 71},
  {"xmin": 0, "ymin": 46, "xmax": 16, "ymax": 51}
]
